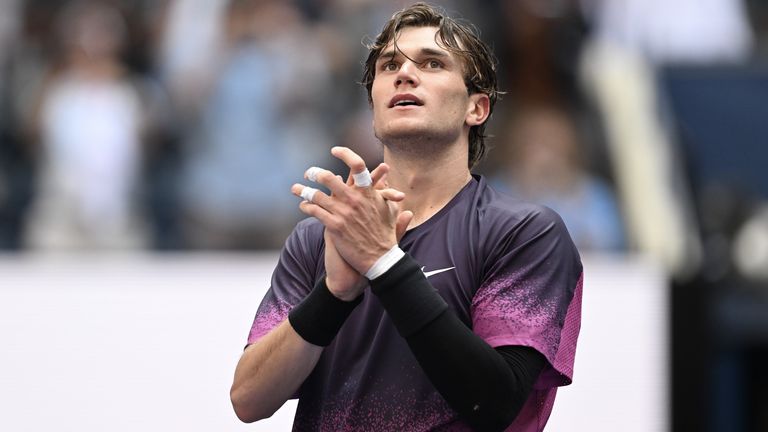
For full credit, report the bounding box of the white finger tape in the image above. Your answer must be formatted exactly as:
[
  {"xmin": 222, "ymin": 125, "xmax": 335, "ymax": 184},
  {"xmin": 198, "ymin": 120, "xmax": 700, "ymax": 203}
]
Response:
[
  {"xmin": 353, "ymin": 168, "xmax": 372, "ymax": 187},
  {"xmin": 300, "ymin": 187, "xmax": 318, "ymax": 203},
  {"xmin": 305, "ymin": 167, "xmax": 323, "ymax": 182}
]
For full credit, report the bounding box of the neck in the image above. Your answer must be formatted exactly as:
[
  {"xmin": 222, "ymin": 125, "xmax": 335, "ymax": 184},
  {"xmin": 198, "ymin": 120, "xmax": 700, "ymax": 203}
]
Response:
[{"xmin": 383, "ymin": 141, "xmax": 473, "ymax": 228}]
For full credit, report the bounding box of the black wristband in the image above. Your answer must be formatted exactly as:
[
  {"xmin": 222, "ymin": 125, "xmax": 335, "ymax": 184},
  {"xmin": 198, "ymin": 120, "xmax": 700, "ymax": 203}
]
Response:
[
  {"xmin": 288, "ymin": 277, "xmax": 363, "ymax": 346},
  {"xmin": 370, "ymin": 253, "xmax": 449, "ymax": 337}
]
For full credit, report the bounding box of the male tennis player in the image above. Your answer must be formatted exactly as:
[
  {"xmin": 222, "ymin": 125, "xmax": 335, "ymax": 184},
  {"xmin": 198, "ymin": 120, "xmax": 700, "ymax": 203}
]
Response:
[{"xmin": 231, "ymin": 3, "xmax": 583, "ymax": 431}]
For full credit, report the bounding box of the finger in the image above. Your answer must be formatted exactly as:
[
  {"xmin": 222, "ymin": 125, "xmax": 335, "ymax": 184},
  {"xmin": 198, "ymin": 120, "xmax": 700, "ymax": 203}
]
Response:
[
  {"xmin": 298, "ymin": 200, "xmax": 339, "ymax": 230},
  {"xmin": 302, "ymin": 167, "xmax": 350, "ymax": 198},
  {"xmin": 353, "ymin": 169, "xmax": 372, "ymax": 188},
  {"xmin": 306, "ymin": 167, "xmax": 349, "ymax": 194},
  {"xmin": 395, "ymin": 210, "xmax": 414, "ymax": 241},
  {"xmin": 331, "ymin": 146, "xmax": 367, "ymax": 175},
  {"xmin": 379, "ymin": 188, "xmax": 406, "ymax": 202},
  {"xmin": 291, "ymin": 183, "xmax": 335, "ymax": 209},
  {"xmin": 374, "ymin": 171, "xmax": 388, "ymax": 190},
  {"xmin": 300, "ymin": 186, "xmax": 319, "ymax": 202},
  {"xmin": 345, "ymin": 171, "xmax": 376, "ymax": 189},
  {"xmin": 370, "ymin": 163, "xmax": 389, "ymax": 188},
  {"xmin": 332, "ymin": 146, "xmax": 372, "ymax": 187},
  {"xmin": 304, "ymin": 167, "xmax": 325, "ymax": 182}
]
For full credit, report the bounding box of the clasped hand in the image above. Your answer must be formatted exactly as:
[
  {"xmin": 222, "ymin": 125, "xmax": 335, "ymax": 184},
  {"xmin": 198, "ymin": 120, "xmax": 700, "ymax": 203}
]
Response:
[{"xmin": 291, "ymin": 147, "xmax": 412, "ymax": 301}]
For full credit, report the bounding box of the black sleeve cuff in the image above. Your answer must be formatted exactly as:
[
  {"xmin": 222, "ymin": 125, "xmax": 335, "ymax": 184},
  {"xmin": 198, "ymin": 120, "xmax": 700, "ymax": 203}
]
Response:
[
  {"xmin": 369, "ymin": 253, "xmax": 449, "ymax": 337},
  {"xmin": 288, "ymin": 277, "xmax": 363, "ymax": 346}
]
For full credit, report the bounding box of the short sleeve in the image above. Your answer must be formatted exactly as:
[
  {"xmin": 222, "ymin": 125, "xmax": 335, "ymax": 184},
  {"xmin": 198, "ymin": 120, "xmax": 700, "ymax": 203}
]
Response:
[
  {"xmin": 247, "ymin": 219, "xmax": 324, "ymax": 345},
  {"xmin": 471, "ymin": 205, "xmax": 583, "ymax": 389}
]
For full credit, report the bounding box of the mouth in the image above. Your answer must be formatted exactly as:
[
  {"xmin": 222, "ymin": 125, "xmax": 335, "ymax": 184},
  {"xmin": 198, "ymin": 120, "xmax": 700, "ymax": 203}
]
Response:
[{"xmin": 389, "ymin": 94, "xmax": 424, "ymax": 108}]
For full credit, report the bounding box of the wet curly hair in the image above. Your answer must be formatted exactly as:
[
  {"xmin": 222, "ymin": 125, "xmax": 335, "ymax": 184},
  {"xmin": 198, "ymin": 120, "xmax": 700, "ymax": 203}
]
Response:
[{"xmin": 361, "ymin": 2, "xmax": 500, "ymax": 168}]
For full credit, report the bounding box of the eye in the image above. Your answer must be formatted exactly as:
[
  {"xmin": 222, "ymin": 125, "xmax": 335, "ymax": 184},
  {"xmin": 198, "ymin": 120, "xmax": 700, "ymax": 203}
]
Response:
[
  {"xmin": 381, "ymin": 61, "xmax": 398, "ymax": 72},
  {"xmin": 425, "ymin": 59, "xmax": 443, "ymax": 69}
]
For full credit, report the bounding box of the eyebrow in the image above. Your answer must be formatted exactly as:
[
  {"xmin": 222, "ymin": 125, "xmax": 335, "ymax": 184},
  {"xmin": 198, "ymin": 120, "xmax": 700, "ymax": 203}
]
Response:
[{"xmin": 377, "ymin": 47, "xmax": 450, "ymax": 63}]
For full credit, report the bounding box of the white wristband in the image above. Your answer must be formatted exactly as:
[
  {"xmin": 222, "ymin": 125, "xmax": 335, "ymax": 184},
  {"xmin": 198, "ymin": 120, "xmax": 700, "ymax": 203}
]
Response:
[{"xmin": 364, "ymin": 245, "xmax": 405, "ymax": 280}]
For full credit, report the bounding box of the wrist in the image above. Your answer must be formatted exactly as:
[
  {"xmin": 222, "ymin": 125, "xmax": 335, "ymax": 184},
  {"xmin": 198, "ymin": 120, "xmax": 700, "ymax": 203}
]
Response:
[
  {"xmin": 325, "ymin": 277, "xmax": 365, "ymax": 302},
  {"xmin": 288, "ymin": 277, "xmax": 364, "ymax": 346},
  {"xmin": 365, "ymin": 245, "xmax": 405, "ymax": 280},
  {"xmin": 369, "ymin": 253, "xmax": 449, "ymax": 337}
]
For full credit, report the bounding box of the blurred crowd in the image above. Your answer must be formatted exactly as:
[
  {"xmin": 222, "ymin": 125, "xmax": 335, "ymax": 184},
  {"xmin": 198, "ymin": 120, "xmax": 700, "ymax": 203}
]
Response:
[{"xmin": 0, "ymin": 0, "xmax": 766, "ymax": 274}]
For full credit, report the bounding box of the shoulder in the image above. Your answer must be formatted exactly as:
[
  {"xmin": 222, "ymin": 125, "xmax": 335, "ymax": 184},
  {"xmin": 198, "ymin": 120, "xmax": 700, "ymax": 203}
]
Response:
[
  {"xmin": 294, "ymin": 216, "xmax": 324, "ymax": 236},
  {"xmin": 285, "ymin": 217, "xmax": 325, "ymax": 254},
  {"xmin": 272, "ymin": 217, "xmax": 326, "ymax": 288},
  {"xmin": 475, "ymin": 177, "xmax": 567, "ymax": 236},
  {"xmin": 472, "ymin": 177, "xmax": 579, "ymax": 268},
  {"xmin": 277, "ymin": 217, "xmax": 325, "ymax": 275}
]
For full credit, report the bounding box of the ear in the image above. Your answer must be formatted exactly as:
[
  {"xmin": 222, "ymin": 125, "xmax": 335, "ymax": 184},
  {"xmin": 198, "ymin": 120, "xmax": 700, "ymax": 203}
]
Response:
[{"xmin": 465, "ymin": 93, "xmax": 490, "ymax": 126}]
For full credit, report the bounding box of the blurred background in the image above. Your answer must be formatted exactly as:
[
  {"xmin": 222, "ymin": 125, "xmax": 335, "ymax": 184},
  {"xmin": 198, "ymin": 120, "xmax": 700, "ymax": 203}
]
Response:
[{"xmin": 1, "ymin": 0, "xmax": 767, "ymax": 430}]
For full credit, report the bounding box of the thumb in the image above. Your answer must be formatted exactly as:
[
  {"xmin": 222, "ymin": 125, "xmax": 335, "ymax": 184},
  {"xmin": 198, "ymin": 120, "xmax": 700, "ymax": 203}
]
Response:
[{"xmin": 396, "ymin": 210, "xmax": 414, "ymax": 242}]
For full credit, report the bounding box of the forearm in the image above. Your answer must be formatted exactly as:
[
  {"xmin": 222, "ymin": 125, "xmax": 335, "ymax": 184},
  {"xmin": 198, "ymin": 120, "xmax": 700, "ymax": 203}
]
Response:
[
  {"xmin": 406, "ymin": 312, "xmax": 544, "ymax": 431},
  {"xmin": 230, "ymin": 320, "xmax": 322, "ymax": 422},
  {"xmin": 370, "ymin": 254, "xmax": 545, "ymax": 431},
  {"xmin": 232, "ymin": 277, "xmax": 363, "ymax": 422}
]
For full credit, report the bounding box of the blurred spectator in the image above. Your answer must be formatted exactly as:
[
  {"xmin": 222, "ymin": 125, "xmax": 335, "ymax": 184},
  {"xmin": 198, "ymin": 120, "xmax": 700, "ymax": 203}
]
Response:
[
  {"xmin": 155, "ymin": 0, "xmax": 228, "ymax": 122},
  {"xmin": 168, "ymin": 0, "xmax": 332, "ymax": 249},
  {"xmin": 491, "ymin": 106, "xmax": 625, "ymax": 252},
  {"xmin": 466, "ymin": 0, "xmax": 611, "ymax": 186},
  {"xmin": 495, "ymin": 0, "xmax": 587, "ymax": 106},
  {"xmin": 23, "ymin": 1, "xmax": 151, "ymax": 250}
]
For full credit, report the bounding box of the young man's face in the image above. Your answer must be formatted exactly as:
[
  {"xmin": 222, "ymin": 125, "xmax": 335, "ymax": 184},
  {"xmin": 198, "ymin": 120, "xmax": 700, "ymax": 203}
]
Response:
[{"xmin": 371, "ymin": 26, "xmax": 486, "ymax": 149}]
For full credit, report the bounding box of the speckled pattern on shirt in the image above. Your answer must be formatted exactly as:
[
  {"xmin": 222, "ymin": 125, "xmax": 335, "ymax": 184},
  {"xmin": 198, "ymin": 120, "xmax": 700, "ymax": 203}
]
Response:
[{"xmin": 247, "ymin": 175, "xmax": 583, "ymax": 431}]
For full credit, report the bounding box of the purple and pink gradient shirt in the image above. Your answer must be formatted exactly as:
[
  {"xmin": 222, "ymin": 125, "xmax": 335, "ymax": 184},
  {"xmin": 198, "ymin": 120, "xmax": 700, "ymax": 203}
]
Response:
[{"xmin": 248, "ymin": 175, "xmax": 583, "ymax": 431}]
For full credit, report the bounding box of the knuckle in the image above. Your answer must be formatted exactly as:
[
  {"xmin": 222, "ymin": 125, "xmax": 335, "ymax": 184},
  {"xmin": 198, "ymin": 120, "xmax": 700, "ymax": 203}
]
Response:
[
  {"xmin": 328, "ymin": 217, "xmax": 343, "ymax": 232},
  {"xmin": 347, "ymin": 196, "xmax": 363, "ymax": 211},
  {"xmin": 337, "ymin": 206, "xmax": 353, "ymax": 220}
]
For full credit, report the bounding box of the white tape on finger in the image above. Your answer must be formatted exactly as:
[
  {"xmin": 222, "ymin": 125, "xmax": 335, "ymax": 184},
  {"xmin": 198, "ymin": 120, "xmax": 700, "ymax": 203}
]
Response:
[
  {"xmin": 305, "ymin": 167, "xmax": 323, "ymax": 182},
  {"xmin": 300, "ymin": 187, "xmax": 318, "ymax": 203},
  {"xmin": 353, "ymin": 168, "xmax": 372, "ymax": 188}
]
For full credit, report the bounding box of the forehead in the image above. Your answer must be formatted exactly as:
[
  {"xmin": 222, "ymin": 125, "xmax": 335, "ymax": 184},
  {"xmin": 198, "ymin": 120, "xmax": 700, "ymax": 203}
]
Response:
[{"xmin": 379, "ymin": 26, "xmax": 452, "ymax": 57}]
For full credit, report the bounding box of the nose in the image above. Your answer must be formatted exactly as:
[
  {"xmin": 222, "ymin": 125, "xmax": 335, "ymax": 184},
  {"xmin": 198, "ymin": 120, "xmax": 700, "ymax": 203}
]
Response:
[{"xmin": 395, "ymin": 60, "xmax": 420, "ymax": 87}]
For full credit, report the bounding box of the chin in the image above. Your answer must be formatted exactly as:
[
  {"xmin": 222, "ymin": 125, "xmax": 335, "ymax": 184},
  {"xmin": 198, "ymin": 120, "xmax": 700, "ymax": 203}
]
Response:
[
  {"xmin": 376, "ymin": 120, "xmax": 429, "ymax": 139},
  {"xmin": 378, "ymin": 130, "xmax": 459, "ymax": 155},
  {"xmin": 376, "ymin": 127, "xmax": 427, "ymax": 145}
]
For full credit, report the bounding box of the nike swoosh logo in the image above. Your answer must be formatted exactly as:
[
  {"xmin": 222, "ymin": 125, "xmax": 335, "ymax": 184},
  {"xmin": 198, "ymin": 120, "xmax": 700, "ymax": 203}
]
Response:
[{"xmin": 421, "ymin": 266, "xmax": 456, "ymax": 278}]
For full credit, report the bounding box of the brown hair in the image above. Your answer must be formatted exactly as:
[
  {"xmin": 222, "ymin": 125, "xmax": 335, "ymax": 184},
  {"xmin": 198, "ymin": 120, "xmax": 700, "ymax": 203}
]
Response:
[{"xmin": 361, "ymin": 2, "xmax": 500, "ymax": 168}]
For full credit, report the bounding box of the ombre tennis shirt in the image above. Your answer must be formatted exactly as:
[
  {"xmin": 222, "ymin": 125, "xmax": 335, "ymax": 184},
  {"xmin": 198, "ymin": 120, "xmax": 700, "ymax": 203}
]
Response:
[{"xmin": 247, "ymin": 175, "xmax": 583, "ymax": 431}]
